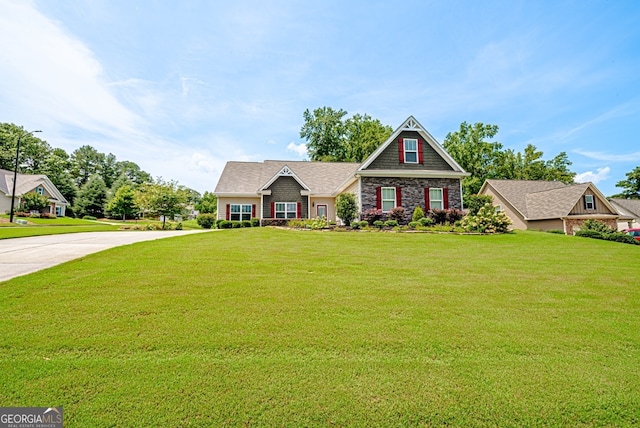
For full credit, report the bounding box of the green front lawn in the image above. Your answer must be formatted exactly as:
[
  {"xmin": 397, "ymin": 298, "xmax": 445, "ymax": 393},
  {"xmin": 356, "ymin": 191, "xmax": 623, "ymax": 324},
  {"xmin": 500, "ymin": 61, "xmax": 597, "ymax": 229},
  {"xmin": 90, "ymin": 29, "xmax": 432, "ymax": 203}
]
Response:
[{"xmin": 0, "ymin": 229, "xmax": 638, "ymax": 426}]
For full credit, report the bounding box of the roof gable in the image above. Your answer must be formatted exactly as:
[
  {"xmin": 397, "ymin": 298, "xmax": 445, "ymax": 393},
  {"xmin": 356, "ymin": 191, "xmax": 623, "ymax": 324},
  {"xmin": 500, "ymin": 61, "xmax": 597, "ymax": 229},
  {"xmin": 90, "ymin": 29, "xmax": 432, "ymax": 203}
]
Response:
[
  {"xmin": 260, "ymin": 165, "xmax": 310, "ymax": 191},
  {"xmin": 358, "ymin": 116, "xmax": 466, "ymax": 173},
  {"xmin": 609, "ymin": 198, "xmax": 640, "ymax": 218}
]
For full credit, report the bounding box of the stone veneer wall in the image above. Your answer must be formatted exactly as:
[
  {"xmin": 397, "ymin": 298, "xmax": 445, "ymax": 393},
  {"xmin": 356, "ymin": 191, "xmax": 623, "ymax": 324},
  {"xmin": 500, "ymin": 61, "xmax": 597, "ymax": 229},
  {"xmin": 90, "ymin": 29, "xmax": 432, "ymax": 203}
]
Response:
[
  {"xmin": 360, "ymin": 177, "xmax": 462, "ymax": 220},
  {"xmin": 564, "ymin": 218, "xmax": 617, "ymax": 235}
]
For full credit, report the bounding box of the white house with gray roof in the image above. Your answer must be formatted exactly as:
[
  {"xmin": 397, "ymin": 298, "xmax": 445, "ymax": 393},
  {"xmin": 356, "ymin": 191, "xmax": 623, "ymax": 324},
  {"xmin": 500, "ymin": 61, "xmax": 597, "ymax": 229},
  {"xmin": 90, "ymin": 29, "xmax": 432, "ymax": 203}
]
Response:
[
  {"xmin": 0, "ymin": 169, "xmax": 69, "ymax": 217},
  {"xmin": 214, "ymin": 116, "xmax": 469, "ymax": 223}
]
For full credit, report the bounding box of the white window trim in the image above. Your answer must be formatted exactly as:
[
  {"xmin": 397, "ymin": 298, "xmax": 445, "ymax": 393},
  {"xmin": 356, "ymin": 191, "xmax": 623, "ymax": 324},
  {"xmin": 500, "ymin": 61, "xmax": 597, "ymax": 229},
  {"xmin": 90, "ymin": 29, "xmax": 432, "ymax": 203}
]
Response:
[
  {"xmin": 403, "ymin": 138, "xmax": 418, "ymax": 164},
  {"xmin": 381, "ymin": 187, "xmax": 396, "ymax": 213},
  {"xmin": 230, "ymin": 204, "xmax": 252, "ymax": 221},
  {"xmin": 430, "ymin": 188, "xmax": 444, "ymax": 210},
  {"xmin": 585, "ymin": 195, "xmax": 595, "ymax": 210},
  {"xmin": 275, "ymin": 202, "xmax": 297, "ymax": 219}
]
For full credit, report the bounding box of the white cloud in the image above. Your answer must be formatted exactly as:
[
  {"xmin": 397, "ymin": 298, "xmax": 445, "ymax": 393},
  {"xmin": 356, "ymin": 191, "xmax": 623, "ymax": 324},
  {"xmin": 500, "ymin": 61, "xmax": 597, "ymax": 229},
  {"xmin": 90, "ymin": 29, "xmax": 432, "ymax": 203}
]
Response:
[
  {"xmin": 287, "ymin": 142, "xmax": 307, "ymax": 157},
  {"xmin": 574, "ymin": 149, "xmax": 640, "ymax": 162},
  {"xmin": 574, "ymin": 167, "xmax": 610, "ymax": 184}
]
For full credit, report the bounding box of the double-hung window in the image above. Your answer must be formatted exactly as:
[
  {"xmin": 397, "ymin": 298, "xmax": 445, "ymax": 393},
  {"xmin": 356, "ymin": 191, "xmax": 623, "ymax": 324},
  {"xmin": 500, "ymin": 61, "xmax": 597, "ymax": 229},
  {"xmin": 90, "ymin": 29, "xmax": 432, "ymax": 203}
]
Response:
[
  {"xmin": 584, "ymin": 195, "xmax": 595, "ymax": 210},
  {"xmin": 429, "ymin": 188, "xmax": 444, "ymax": 210},
  {"xmin": 403, "ymin": 139, "xmax": 418, "ymax": 163},
  {"xmin": 381, "ymin": 187, "xmax": 396, "ymax": 212},
  {"xmin": 230, "ymin": 204, "xmax": 252, "ymax": 221},
  {"xmin": 275, "ymin": 202, "xmax": 297, "ymax": 219}
]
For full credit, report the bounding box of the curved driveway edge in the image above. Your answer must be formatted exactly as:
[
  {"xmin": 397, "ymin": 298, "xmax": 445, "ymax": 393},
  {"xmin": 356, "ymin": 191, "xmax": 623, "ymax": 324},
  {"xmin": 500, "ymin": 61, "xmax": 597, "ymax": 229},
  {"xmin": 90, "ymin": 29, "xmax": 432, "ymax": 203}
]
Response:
[{"xmin": 0, "ymin": 230, "xmax": 211, "ymax": 282}]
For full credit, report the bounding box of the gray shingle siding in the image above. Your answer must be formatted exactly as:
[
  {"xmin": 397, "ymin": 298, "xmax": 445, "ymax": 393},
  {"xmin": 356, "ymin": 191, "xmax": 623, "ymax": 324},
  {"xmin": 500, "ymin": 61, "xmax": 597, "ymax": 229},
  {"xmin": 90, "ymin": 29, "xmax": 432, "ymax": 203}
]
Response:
[
  {"xmin": 361, "ymin": 176, "xmax": 462, "ymax": 220},
  {"xmin": 263, "ymin": 176, "xmax": 308, "ymax": 218},
  {"xmin": 365, "ymin": 131, "xmax": 454, "ymax": 171}
]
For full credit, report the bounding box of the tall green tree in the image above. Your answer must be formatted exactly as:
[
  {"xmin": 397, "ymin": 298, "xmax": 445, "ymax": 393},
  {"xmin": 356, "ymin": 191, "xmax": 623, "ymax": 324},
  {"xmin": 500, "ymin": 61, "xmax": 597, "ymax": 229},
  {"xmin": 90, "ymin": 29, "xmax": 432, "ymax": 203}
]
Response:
[
  {"xmin": 101, "ymin": 153, "xmax": 119, "ymax": 189},
  {"xmin": 612, "ymin": 166, "xmax": 640, "ymax": 199},
  {"xmin": 300, "ymin": 107, "xmax": 348, "ymax": 161},
  {"xmin": 75, "ymin": 174, "xmax": 108, "ymax": 218},
  {"xmin": 116, "ymin": 160, "xmax": 152, "ymax": 185},
  {"xmin": 336, "ymin": 192, "xmax": 358, "ymax": 226},
  {"xmin": 300, "ymin": 108, "xmax": 392, "ymax": 162},
  {"xmin": 195, "ymin": 191, "xmax": 217, "ymax": 214},
  {"xmin": 106, "ymin": 185, "xmax": 138, "ymax": 220},
  {"xmin": 443, "ymin": 122, "xmax": 503, "ymax": 198},
  {"xmin": 136, "ymin": 180, "xmax": 187, "ymax": 228},
  {"xmin": 70, "ymin": 145, "xmax": 105, "ymax": 188},
  {"xmin": 0, "ymin": 123, "xmax": 52, "ymax": 173},
  {"xmin": 40, "ymin": 148, "xmax": 78, "ymax": 205},
  {"xmin": 444, "ymin": 122, "xmax": 575, "ymax": 199}
]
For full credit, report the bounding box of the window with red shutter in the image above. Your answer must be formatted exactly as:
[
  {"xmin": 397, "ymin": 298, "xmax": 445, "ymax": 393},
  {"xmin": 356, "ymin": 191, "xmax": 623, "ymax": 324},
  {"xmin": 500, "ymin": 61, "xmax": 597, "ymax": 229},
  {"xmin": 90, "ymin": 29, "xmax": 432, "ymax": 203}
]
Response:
[
  {"xmin": 424, "ymin": 188, "xmax": 430, "ymax": 211},
  {"xmin": 443, "ymin": 188, "xmax": 449, "ymax": 209},
  {"xmin": 226, "ymin": 204, "xmax": 230, "ymax": 220},
  {"xmin": 376, "ymin": 186, "xmax": 382, "ymax": 210},
  {"xmin": 396, "ymin": 187, "xmax": 402, "ymax": 207}
]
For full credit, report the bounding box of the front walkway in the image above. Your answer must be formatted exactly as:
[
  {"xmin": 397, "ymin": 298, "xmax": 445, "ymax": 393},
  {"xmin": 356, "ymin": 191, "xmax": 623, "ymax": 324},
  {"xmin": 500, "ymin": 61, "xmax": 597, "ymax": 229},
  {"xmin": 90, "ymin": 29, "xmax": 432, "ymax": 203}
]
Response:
[{"xmin": 0, "ymin": 230, "xmax": 209, "ymax": 282}]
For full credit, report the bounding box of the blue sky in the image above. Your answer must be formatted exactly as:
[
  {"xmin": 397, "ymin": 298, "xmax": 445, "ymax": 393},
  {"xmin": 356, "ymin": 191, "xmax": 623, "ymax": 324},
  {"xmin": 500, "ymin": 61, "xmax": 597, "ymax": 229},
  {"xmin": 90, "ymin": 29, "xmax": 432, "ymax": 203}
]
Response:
[{"xmin": 1, "ymin": 0, "xmax": 639, "ymax": 195}]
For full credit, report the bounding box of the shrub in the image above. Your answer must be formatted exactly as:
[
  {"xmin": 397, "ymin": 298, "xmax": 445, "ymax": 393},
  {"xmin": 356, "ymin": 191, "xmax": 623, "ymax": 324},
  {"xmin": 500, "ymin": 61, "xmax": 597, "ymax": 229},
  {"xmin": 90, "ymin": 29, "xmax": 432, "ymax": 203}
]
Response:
[
  {"xmin": 40, "ymin": 213, "xmax": 56, "ymax": 219},
  {"xmin": 384, "ymin": 220, "xmax": 399, "ymax": 228},
  {"xmin": 307, "ymin": 216, "xmax": 328, "ymax": 230},
  {"xmin": 20, "ymin": 192, "xmax": 50, "ymax": 212},
  {"xmin": 362, "ymin": 208, "xmax": 385, "ymax": 225},
  {"xmin": 373, "ymin": 220, "xmax": 384, "ymax": 229},
  {"xmin": 418, "ymin": 217, "xmax": 434, "ymax": 227},
  {"xmin": 215, "ymin": 219, "xmax": 226, "ymax": 229},
  {"xmin": 460, "ymin": 203, "xmax": 512, "ymax": 233},
  {"xmin": 241, "ymin": 220, "xmax": 252, "ymax": 228},
  {"xmin": 260, "ymin": 219, "xmax": 290, "ymax": 227},
  {"xmin": 446, "ymin": 209, "xmax": 464, "ymax": 224},
  {"xmin": 231, "ymin": 221, "xmax": 242, "ymax": 228},
  {"xmin": 575, "ymin": 228, "xmax": 639, "ymax": 245},
  {"xmin": 605, "ymin": 232, "xmax": 639, "ymax": 245},
  {"xmin": 219, "ymin": 220, "xmax": 233, "ymax": 229},
  {"xmin": 465, "ymin": 194, "xmax": 493, "ymax": 216},
  {"xmin": 250, "ymin": 218, "xmax": 260, "ymax": 227},
  {"xmin": 429, "ymin": 209, "xmax": 448, "ymax": 225},
  {"xmin": 388, "ymin": 207, "xmax": 406, "ymax": 223},
  {"xmin": 287, "ymin": 219, "xmax": 307, "ymax": 228},
  {"xmin": 175, "ymin": 222, "xmax": 183, "ymax": 230},
  {"xmin": 351, "ymin": 222, "xmax": 362, "ymax": 230},
  {"xmin": 408, "ymin": 221, "xmax": 419, "ymax": 229},
  {"xmin": 196, "ymin": 213, "xmax": 216, "ymax": 229},
  {"xmin": 547, "ymin": 229, "xmax": 565, "ymax": 234},
  {"xmin": 575, "ymin": 229, "xmax": 604, "ymax": 239},
  {"xmin": 581, "ymin": 219, "xmax": 615, "ymax": 234},
  {"xmin": 358, "ymin": 220, "xmax": 369, "ymax": 228},
  {"xmin": 336, "ymin": 192, "xmax": 358, "ymax": 226},
  {"xmin": 16, "ymin": 211, "xmax": 30, "ymax": 217},
  {"xmin": 412, "ymin": 206, "xmax": 425, "ymax": 222},
  {"xmin": 29, "ymin": 212, "xmax": 41, "ymax": 218},
  {"xmin": 83, "ymin": 215, "xmax": 97, "ymax": 221}
]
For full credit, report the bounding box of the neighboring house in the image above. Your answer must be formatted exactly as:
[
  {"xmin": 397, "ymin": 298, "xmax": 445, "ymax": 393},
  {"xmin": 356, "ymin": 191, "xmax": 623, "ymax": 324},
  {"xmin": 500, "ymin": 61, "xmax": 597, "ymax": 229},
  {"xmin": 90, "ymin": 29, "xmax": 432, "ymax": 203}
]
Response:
[
  {"xmin": 214, "ymin": 116, "xmax": 468, "ymax": 223},
  {"xmin": 0, "ymin": 168, "xmax": 69, "ymax": 217},
  {"xmin": 479, "ymin": 179, "xmax": 619, "ymax": 234},
  {"xmin": 608, "ymin": 198, "xmax": 640, "ymax": 230}
]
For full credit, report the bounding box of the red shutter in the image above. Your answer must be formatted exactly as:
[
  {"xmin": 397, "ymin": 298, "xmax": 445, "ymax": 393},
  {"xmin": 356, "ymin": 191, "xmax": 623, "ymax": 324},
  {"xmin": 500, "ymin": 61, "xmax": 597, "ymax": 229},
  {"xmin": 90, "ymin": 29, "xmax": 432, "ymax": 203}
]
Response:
[
  {"xmin": 297, "ymin": 202, "xmax": 302, "ymax": 218},
  {"xmin": 396, "ymin": 187, "xmax": 402, "ymax": 207},
  {"xmin": 443, "ymin": 188, "xmax": 449, "ymax": 209},
  {"xmin": 424, "ymin": 188, "xmax": 430, "ymax": 211},
  {"xmin": 418, "ymin": 139, "xmax": 424, "ymax": 164},
  {"xmin": 376, "ymin": 186, "xmax": 382, "ymax": 210},
  {"xmin": 252, "ymin": 204, "xmax": 256, "ymax": 218},
  {"xmin": 398, "ymin": 138, "xmax": 404, "ymax": 163},
  {"xmin": 270, "ymin": 202, "xmax": 275, "ymax": 218},
  {"xmin": 226, "ymin": 204, "xmax": 230, "ymax": 220}
]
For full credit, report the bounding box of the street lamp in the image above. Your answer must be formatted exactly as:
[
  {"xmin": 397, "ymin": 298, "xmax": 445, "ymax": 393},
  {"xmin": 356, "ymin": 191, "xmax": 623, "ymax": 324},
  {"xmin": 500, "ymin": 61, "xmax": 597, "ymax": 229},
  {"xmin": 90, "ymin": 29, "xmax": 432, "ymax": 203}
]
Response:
[{"xmin": 9, "ymin": 129, "xmax": 42, "ymax": 223}]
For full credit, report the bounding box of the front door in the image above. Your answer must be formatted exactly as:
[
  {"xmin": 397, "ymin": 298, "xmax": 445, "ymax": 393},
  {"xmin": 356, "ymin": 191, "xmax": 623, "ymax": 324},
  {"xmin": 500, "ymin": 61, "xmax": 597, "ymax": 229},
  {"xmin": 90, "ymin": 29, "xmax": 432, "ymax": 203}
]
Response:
[{"xmin": 316, "ymin": 204, "xmax": 328, "ymax": 219}]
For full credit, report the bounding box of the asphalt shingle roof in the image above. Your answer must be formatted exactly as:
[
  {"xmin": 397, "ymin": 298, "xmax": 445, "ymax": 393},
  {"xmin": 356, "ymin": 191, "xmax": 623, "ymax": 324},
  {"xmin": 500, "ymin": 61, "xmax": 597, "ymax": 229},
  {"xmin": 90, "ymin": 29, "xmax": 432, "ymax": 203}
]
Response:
[{"xmin": 214, "ymin": 161, "xmax": 361, "ymax": 195}]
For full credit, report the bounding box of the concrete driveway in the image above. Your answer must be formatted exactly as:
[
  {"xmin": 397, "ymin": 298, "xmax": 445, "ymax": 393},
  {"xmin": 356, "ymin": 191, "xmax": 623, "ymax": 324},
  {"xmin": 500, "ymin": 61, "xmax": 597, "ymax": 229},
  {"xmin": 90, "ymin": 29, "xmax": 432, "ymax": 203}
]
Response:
[{"xmin": 0, "ymin": 230, "xmax": 209, "ymax": 282}]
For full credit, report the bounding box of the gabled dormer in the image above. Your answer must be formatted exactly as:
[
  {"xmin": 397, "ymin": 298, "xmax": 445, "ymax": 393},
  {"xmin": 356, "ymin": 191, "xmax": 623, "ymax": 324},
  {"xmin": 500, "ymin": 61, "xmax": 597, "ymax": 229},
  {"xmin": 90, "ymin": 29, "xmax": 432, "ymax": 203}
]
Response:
[{"xmin": 358, "ymin": 116, "xmax": 467, "ymax": 177}]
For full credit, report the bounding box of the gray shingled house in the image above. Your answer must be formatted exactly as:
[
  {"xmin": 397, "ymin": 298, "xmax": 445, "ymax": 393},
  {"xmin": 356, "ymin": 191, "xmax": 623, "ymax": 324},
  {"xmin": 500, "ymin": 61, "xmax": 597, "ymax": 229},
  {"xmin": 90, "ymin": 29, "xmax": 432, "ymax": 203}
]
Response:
[
  {"xmin": 214, "ymin": 116, "xmax": 468, "ymax": 223},
  {"xmin": 479, "ymin": 179, "xmax": 619, "ymax": 234},
  {"xmin": 0, "ymin": 168, "xmax": 69, "ymax": 217},
  {"xmin": 608, "ymin": 198, "xmax": 640, "ymax": 230}
]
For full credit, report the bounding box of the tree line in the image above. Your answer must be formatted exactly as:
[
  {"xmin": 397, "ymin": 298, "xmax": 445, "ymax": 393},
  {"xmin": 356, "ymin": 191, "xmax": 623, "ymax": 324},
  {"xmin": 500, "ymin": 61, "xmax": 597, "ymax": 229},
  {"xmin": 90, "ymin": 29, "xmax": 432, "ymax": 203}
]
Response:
[
  {"xmin": 0, "ymin": 123, "xmax": 217, "ymax": 220},
  {"xmin": 299, "ymin": 107, "xmax": 639, "ymax": 200}
]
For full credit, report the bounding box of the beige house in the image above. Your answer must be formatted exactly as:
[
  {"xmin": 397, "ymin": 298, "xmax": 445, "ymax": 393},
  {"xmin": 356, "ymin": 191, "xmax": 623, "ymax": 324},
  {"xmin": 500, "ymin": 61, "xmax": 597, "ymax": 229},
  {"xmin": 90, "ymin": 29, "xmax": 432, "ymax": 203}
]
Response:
[
  {"xmin": 214, "ymin": 116, "xmax": 468, "ymax": 223},
  {"xmin": 608, "ymin": 198, "xmax": 640, "ymax": 230},
  {"xmin": 0, "ymin": 169, "xmax": 69, "ymax": 217},
  {"xmin": 479, "ymin": 179, "xmax": 619, "ymax": 235}
]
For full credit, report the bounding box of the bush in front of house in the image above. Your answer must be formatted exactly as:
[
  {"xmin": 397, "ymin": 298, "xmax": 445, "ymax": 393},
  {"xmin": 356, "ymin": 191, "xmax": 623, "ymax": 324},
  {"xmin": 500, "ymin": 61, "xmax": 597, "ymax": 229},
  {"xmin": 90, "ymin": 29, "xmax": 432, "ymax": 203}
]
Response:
[
  {"xmin": 83, "ymin": 215, "xmax": 97, "ymax": 220},
  {"xmin": 388, "ymin": 207, "xmax": 406, "ymax": 224},
  {"xmin": 373, "ymin": 220, "xmax": 384, "ymax": 229},
  {"xmin": 465, "ymin": 194, "xmax": 493, "ymax": 216},
  {"xmin": 336, "ymin": 192, "xmax": 358, "ymax": 226},
  {"xmin": 460, "ymin": 203, "xmax": 511, "ymax": 233},
  {"xmin": 412, "ymin": 206, "xmax": 425, "ymax": 222},
  {"xmin": 384, "ymin": 220, "xmax": 399, "ymax": 228},
  {"xmin": 575, "ymin": 220, "xmax": 639, "ymax": 245},
  {"xmin": 581, "ymin": 219, "xmax": 615, "ymax": 234},
  {"xmin": 362, "ymin": 208, "xmax": 385, "ymax": 225},
  {"xmin": 218, "ymin": 220, "xmax": 233, "ymax": 229},
  {"xmin": 251, "ymin": 218, "xmax": 260, "ymax": 227},
  {"xmin": 418, "ymin": 217, "xmax": 434, "ymax": 227},
  {"xmin": 241, "ymin": 220, "xmax": 252, "ymax": 228},
  {"xmin": 446, "ymin": 208, "xmax": 464, "ymax": 224},
  {"xmin": 429, "ymin": 209, "xmax": 448, "ymax": 225},
  {"xmin": 196, "ymin": 213, "xmax": 216, "ymax": 229}
]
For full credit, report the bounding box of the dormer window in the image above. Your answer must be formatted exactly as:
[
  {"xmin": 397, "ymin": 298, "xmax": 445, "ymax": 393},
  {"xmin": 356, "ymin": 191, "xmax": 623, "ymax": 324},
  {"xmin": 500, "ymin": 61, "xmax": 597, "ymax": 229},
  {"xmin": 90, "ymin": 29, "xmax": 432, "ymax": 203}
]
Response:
[{"xmin": 403, "ymin": 139, "xmax": 418, "ymax": 163}]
